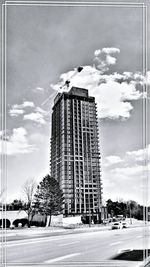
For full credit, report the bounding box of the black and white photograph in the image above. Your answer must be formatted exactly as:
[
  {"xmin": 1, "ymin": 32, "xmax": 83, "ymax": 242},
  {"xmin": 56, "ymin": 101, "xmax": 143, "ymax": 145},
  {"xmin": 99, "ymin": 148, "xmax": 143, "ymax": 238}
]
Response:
[{"xmin": 0, "ymin": 0, "xmax": 150, "ymax": 266}]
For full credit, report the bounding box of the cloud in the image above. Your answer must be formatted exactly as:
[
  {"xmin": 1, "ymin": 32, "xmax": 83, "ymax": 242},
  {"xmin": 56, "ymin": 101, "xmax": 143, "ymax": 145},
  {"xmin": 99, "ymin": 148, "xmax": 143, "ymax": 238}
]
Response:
[
  {"xmin": 102, "ymin": 47, "xmax": 120, "ymax": 54},
  {"xmin": 94, "ymin": 49, "xmax": 101, "ymax": 57},
  {"xmin": 13, "ymin": 101, "xmax": 35, "ymax": 109},
  {"xmin": 50, "ymin": 48, "xmax": 146, "ymax": 120},
  {"xmin": 0, "ymin": 127, "xmax": 35, "ymax": 155},
  {"xmin": 24, "ymin": 112, "xmax": 47, "ymax": 125},
  {"xmin": 102, "ymin": 145, "xmax": 150, "ymax": 203},
  {"xmin": 35, "ymin": 107, "xmax": 49, "ymax": 116},
  {"xmin": 106, "ymin": 55, "xmax": 117, "ymax": 65},
  {"xmin": 104, "ymin": 155, "xmax": 123, "ymax": 167},
  {"xmin": 126, "ymin": 145, "xmax": 150, "ymax": 163},
  {"xmin": 111, "ymin": 164, "xmax": 147, "ymax": 177},
  {"xmin": 51, "ymin": 65, "xmax": 142, "ymax": 119},
  {"xmin": 23, "ymin": 106, "xmax": 49, "ymax": 125},
  {"xmin": 9, "ymin": 100, "xmax": 49, "ymax": 125},
  {"xmin": 104, "ymin": 145, "xmax": 149, "ymax": 168},
  {"xmin": 95, "ymin": 81, "xmax": 137, "ymax": 119},
  {"xmin": 93, "ymin": 47, "xmax": 120, "ymax": 72},
  {"xmin": 9, "ymin": 101, "xmax": 35, "ymax": 118},
  {"xmin": 102, "ymin": 149, "xmax": 150, "ymax": 204},
  {"xmin": 103, "ymin": 165, "xmax": 146, "ymax": 204},
  {"xmin": 33, "ymin": 87, "xmax": 45, "ymax": 92},
  {"xmin": 9, "ymin": 108, "xmax": 25, "ymax": 117}
]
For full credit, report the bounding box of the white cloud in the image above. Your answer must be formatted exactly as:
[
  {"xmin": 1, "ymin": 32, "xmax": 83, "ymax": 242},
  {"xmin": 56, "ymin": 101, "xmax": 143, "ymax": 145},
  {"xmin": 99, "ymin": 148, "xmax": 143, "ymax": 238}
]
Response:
[
  {"xmin": 103, "ymin": 166, "xmax": 145, "ymax": 203},
  {"xmin": 13, "ymin": 101, "xmax": 35, "ymax": 109},
  {"xmin": 50, "ymin": 48, "xmax": 147, "ymax": 120},
  {"xmin": 95, "ymin": 81, "xmax": 136, "ymax": 119},
  {"xmin": 23, "ymin": 106, "xmax": 49, "ymax": 125},
  {"xmin": 111, "ymin": 164, "xmax": 147, "ymax": 177},
  {"xmin": 94, "ymin": 47, "xmax": 120, "ymax": 57},
  {"xmin": 93, "ymin": 47, "xmax": 120, "ymax": 72},
  {"xmin": 102, "ymin": 47, "xmax": 120, "ymax": 54},
  {"xmin": 35, "ymin": 107, "xmax": 49, "ymax": 116},
  {"xmin": 126, "ymin": 145, "xmax": 150, "ymax": 162},
  {"xmin": 102, "ymin": 145, "xmax": 150, "ymax": 204},
  {"xmin": 104, "ymin": 155, "xmax": 123, "ymax": 167},
  {"xmin": 9, "ymin": 101, "xmax": 35, "ymax": 118},
  {"xmin": 9, "ymin": 101, "xmax": 49, "ymax": 126},
  {"xmin": 106, "ymin": 55, "xmax": 117, "ymax": 65},
  {"xmin": 34, "ymin": 87, "xmax": 45, "ymax": 92},
  {"xmin": 9, "ymin": 108, "xmax": 25, "ymax": 117},
  {"xmin": 126, "ymin": 149, "xmax": 144, "ymax": 161},
  {"xmin": 123, "ymin": 72, "xmax": 133, "ymax": 79},
  {"xmin": 0, "ymin": 127, "xmax": 35, "ymax": 155},
  {"xmin": 51, "ymin": 67, "xmax": 143, "ymax": 119},
  {"xmin": 94, "ymin": 49, "xmax": 101, "ymax": 57},
  {"xmin": 23, "ymin": 112, "xmax": 46, "ymax": 125}
]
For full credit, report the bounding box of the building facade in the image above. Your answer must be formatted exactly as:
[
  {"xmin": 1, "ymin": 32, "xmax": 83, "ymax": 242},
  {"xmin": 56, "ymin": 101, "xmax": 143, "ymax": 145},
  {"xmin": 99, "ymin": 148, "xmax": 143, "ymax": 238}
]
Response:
[{"xmin": 51, "ymin": 87, "xmax": 102, "ymax": 217}]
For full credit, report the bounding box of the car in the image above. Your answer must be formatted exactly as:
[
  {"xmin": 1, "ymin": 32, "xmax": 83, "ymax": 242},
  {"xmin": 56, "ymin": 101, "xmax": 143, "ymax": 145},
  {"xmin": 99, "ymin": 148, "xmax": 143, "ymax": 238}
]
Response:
[
  {"xmin": 122, "ymin": 221, "xmax": 129, "ymax": 228},
  {"xmin": 111, "ymin": 221, "xmax": 123, "ymax": 230}
]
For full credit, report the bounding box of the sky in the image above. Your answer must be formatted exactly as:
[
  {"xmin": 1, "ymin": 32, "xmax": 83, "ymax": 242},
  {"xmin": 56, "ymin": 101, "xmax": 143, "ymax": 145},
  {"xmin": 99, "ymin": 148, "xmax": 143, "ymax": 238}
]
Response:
[{"xmin": 1, "ymin": 0, "xmax": 150, "ymax": 205}]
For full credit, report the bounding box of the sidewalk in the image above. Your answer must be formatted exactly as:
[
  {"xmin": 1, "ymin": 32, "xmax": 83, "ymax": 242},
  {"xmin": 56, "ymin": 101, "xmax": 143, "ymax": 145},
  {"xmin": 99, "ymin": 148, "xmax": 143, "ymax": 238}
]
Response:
[
  {"xmin": 3, "ymin": 224, "xmax": 109, "ymax": 238},
  {"xmin": 1, "ymin": 219, "xmax": 150, "ymax": 241}
]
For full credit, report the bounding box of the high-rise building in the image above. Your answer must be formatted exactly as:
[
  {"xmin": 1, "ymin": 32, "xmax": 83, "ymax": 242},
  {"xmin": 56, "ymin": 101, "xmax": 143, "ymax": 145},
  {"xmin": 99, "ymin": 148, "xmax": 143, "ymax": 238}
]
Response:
[{"xmin": 51, "ymin": 87, "xmax": 102, "ymax": 217}]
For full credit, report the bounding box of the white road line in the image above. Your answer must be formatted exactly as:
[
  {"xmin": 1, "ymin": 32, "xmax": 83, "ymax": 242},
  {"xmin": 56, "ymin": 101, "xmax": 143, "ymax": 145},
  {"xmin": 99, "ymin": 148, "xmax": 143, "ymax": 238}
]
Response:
[
  {"xmin": 109, "ymin": 241, "xmax": 123, "ymax": 246},
  {"xmin": 44, "ymin": 253, "xmax": 80, "ymax": 263},
  {"xmin": 0, "ymin": 229, "xmax": 110, "ymax": 248},
  {"xmin": 59, "ymin": 241, "xmax": 80, "ymax": 246},
  {"xmin": 0, "ymin": 236, "xmax": 75, "ymax": 248}
]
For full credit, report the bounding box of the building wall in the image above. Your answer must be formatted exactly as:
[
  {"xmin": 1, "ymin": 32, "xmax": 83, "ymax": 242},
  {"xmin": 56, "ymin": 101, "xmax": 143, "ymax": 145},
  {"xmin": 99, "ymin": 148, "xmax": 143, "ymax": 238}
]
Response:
[{"xmin": 51, "ymin": 87, "xmax": 102, "ymax": 215}]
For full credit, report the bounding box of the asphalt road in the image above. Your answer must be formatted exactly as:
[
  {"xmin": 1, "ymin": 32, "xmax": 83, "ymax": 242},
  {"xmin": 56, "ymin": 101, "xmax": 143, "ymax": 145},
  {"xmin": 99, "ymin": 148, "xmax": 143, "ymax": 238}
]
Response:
[{"xmin": 1, "ymin": 226, "xmax": 150, "ymax": 267}]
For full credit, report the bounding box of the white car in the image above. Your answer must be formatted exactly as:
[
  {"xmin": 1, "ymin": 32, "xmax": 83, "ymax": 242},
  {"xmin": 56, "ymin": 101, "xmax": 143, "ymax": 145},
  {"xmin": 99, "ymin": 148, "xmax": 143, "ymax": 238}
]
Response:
[{"xmin": 111, "ymin": 221, "xmax": 123, "ymax": 230}]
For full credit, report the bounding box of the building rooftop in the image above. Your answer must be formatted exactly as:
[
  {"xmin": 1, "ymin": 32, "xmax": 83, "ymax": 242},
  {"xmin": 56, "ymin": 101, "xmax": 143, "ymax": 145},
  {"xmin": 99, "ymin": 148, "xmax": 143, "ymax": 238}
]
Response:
[
  {"xmin": 69, "ymin": 87, "xmax": 88, "ymax": 97},
  {"xmin": 53, "ymin": 87, "xmax": 93, "ymax": 107}
]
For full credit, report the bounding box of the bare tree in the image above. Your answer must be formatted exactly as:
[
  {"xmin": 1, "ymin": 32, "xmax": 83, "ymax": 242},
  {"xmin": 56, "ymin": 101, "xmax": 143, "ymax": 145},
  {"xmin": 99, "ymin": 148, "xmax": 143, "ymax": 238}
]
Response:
[{"xmin": 22, "ymin": 178, "xmax": 37, "ymax": 227}]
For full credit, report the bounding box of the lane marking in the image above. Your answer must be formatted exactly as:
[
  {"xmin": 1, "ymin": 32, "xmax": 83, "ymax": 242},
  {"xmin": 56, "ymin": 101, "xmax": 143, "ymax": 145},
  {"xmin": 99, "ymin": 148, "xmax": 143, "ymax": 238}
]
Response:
[
  {"xmin": 59, "ymin": 241, "xmax": 80, "ymax": 246},
  {"xmin": 44, "ymin": 253, "xmax": 80, "ymax": 263},
  {"xmin": 109, "ymin": 241, "xmax": 123, "ymax": 246},
  {"xmin": 1, "ymin": 229, "xmax": 113, "ymax": 248},
  {"xmin": 0, "ymin": 236, "xmax": 76, "ymax": 248}
]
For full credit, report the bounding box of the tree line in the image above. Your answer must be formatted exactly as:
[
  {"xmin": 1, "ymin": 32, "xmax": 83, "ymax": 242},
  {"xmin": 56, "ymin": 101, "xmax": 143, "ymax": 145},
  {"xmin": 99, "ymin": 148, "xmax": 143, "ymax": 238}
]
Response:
[
  {"xmin": 6, "ymin": 175, "xmax": 64, "ymax": 227},
  {"xmin": 4, "ymin": 174, "xmax": 145, "ymax": 226},
  {"xmin": 106, "ymin": 199, "xmax": 143, "ymax": 220}
]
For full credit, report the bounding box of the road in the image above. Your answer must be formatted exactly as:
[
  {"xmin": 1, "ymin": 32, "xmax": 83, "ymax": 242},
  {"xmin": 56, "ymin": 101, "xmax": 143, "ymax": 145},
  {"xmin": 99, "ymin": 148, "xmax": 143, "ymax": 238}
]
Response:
[{"xmin": 1, "ymin": 226, "xmax": 150, "ymax": 267}]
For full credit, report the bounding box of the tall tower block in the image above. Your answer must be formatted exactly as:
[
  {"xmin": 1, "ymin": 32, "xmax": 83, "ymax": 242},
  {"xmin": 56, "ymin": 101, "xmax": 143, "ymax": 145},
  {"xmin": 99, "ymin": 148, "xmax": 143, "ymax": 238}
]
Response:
[{"xmin": 51, "ymin": 87, "xmax": 102, "ymax": 216}]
